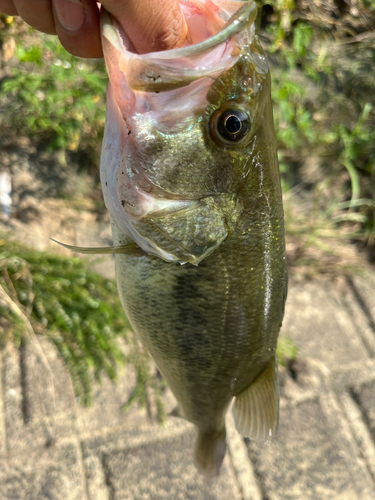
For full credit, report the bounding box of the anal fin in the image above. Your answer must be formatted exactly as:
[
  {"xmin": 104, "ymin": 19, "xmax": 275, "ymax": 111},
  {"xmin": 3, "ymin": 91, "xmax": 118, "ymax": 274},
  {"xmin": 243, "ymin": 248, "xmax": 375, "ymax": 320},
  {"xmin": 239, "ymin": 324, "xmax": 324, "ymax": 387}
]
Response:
[{"xmin": 232, "ymin": 356, "xmax": 279, "ymax": 441}]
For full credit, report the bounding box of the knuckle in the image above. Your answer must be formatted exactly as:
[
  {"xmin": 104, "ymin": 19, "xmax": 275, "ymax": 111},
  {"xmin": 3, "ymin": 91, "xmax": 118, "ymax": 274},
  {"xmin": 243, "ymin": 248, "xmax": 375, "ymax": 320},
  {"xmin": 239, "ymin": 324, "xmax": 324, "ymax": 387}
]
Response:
[{"xmin": 150, "ymin": 10, "xmax": 186, "ymax": 50}]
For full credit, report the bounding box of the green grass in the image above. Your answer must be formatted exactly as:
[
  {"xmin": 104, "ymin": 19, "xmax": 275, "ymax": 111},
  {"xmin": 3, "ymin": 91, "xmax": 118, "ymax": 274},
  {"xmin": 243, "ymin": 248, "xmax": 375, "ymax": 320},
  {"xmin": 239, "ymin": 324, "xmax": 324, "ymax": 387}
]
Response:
[
  {"xmin": 0, "ymin": 236, "xmax": 128, "ymax": 405},
  {"xmin": 0, "ymin": 236, "xmax": 167, "ymax": 418},
  {"xmin": 0, "ymin": 15, "xmax": 107, "ymax": 155},
  {"xmin": 258, "ymin": 0, "xmax": 375, "ymax": 251},
  {"xmin": 277, "ymin": 336, "xmax": 298, "ymax": 367}
]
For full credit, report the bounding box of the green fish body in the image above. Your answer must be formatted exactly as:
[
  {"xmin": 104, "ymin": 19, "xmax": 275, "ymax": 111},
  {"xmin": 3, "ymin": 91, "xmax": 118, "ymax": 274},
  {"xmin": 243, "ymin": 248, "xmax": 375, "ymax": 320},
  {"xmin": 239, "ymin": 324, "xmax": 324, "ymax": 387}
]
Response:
[{"xmin": 99, "ymin": 1, "xmax": 287, "ymax": 475}]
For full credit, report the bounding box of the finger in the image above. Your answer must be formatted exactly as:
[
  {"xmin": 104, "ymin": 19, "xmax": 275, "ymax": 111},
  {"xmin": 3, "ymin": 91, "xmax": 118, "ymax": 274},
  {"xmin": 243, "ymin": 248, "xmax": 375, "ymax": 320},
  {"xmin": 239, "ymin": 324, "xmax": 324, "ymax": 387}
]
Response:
[
  {"xmin": 102, "ymin": 0, "xmax": 187, "ymax": 54},
  {"xmin": 0, "ymin": 0, "xmax": 18, "ymax": 16},
  {"xmin": 13, "ymin": 0, "xmax": 56, "ymax": 34},
  {"xmin": 52, "ymin": 0, "xmax": 102, "ymax": 58}
]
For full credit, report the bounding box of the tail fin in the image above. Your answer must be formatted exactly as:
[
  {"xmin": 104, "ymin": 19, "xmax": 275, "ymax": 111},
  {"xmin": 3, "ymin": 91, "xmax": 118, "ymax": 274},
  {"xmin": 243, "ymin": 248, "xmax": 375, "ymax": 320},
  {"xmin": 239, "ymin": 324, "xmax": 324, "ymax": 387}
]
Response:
[{"xmin": 193, "ymin": 428, "xmax": 226, "ymax": 477}]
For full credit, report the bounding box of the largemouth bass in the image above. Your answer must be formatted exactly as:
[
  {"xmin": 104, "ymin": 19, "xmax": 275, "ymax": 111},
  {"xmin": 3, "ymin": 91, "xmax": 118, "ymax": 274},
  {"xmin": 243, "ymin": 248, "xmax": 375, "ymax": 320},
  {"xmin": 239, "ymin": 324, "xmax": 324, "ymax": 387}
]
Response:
[{"xmin": 61, "ymin": 0, "xmax": 287, "ymax": 476}]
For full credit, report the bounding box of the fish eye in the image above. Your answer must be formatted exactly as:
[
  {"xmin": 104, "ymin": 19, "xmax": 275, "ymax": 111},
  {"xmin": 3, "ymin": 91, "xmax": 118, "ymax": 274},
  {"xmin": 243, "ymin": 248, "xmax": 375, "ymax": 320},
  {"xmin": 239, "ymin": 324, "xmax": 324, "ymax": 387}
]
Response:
[{"xmin": 210, "ymin": 108, "xmax": 251, "ymax": 145}]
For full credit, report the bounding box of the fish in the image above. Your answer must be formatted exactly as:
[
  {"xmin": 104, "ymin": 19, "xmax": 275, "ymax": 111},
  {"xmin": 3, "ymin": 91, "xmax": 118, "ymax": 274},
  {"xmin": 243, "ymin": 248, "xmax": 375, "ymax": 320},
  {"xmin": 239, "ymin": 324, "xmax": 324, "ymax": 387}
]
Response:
[{"xmin": 58, "ymin": 0, "xmax": 288, "ymax": 476}]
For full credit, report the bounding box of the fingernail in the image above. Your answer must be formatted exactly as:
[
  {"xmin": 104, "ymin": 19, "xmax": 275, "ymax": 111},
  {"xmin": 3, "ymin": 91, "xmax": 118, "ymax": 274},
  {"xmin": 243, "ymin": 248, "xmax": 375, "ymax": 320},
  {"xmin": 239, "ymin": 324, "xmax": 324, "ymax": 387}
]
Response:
[{"xmin": 54, "ymin": 0, "xmax": 86, "ymax": 32}]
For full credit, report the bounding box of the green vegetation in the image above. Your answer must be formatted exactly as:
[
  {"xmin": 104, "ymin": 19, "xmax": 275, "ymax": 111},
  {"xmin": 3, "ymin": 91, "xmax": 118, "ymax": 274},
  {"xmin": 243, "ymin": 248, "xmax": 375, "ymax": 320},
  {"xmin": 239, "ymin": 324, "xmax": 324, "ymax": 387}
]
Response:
[
  {"xmin": 258, "ymin": 0, "xmax": 375, "ymax": 263},
  {"xmin": 0, "ymin": 15, "xmax": 106, "ymax": 154},
  {"xmin": 277, "ymin": 336, "xmax": 298, "ymax": 367},
  {"xmin": 0, "ymin": 237, "xmax": 164, "ymax": 417},
  {"xmin": 0, "ymin": 237, "xmax": 126, "ymax": 405}
]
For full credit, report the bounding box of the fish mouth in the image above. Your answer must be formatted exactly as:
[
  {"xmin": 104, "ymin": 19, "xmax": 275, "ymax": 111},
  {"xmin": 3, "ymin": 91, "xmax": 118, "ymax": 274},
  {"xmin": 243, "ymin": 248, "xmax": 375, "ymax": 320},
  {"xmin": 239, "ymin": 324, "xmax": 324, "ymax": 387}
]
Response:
[
  {"xmin": 101, "ymin": 1, "xmax": 257, "ymax": 92},
  {"xmin": 100, "ymin": 1, "xmax": 257, "ymax": 264}
]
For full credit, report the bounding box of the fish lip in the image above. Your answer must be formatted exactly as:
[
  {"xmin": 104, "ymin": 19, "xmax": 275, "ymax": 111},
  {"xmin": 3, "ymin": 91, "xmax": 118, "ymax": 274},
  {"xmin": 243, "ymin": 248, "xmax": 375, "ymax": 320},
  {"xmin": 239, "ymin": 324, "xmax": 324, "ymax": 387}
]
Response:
[{"xmin": 101, "ymin": 1, "xmax": 257, "ymax": 61}]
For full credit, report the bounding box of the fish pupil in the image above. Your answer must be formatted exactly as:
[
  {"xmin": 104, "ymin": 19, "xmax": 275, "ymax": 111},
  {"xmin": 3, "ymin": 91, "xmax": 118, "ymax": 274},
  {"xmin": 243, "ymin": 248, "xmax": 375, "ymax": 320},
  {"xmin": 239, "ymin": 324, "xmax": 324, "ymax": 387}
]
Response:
[
  {"xmin": 217, "ymin": 109, "xmax": 249, "ymax": 142},
  {"xmin": 225, "ymin": 115, "xmax": 241, "ymax": 134}
]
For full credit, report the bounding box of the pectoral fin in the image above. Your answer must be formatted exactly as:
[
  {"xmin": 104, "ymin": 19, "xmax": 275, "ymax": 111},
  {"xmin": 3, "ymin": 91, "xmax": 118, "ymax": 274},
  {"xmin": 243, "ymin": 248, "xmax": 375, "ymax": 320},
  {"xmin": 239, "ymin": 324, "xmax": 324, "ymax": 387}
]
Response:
[
  {"xmin": 51, "ymin": 239, "xmax": 144, "ymax": 256},
  {"xmin": 232, "ymin": 356, "xmax": 279, "ymax": 441}
]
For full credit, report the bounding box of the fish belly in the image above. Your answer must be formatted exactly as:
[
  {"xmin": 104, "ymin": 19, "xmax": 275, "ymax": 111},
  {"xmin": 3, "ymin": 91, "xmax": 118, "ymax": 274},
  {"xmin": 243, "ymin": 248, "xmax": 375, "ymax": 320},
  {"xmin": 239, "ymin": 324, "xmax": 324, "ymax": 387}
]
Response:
[{"xmin": 112, "ymin": 215, "xmax": 287, "ymax": 433}]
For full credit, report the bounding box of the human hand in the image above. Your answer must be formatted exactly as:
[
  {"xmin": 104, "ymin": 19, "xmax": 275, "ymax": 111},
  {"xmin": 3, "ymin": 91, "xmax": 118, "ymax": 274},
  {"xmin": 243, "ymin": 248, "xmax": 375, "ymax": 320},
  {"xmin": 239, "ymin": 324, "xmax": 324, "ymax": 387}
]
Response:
[{"xmin": 0, "ymin": 0, "xmax": 187, "ymax": 57}]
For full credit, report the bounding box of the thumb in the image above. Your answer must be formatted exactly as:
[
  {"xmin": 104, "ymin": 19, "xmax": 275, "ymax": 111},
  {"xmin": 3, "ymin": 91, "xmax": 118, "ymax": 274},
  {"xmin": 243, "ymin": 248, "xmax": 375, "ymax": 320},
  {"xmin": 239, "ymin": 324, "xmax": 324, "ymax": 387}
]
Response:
[{"xmin": 101, "ymin": 0, "xmax": 187, "ymax": 54}]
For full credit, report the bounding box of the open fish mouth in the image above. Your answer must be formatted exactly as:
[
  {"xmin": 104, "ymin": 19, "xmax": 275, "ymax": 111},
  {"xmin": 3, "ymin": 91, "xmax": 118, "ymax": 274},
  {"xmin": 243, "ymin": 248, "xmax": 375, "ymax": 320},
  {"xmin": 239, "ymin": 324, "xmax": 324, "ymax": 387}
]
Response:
[
  {"xmin": 100, "ymin": 1, "xmax": 259, "ymax": 265},
  {"xmin": 101, "ymin": 1, "xmax": 257, "ymax": 92}
]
